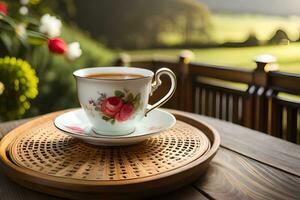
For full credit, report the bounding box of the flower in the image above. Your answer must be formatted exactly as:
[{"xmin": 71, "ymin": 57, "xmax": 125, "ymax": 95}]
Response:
[
  {"xmin": 67, "ymin": 42, "xmax": 82, "ymax": 60},
  {"xmin": 0, "ymin": 1, "xmax": 7, "ymax": 15},
  {"xmin": 15, "ymin": 23, "xmax": 27, "ymax": 39},
  {"xmin": 39, "ymin": 14, "xmax": 62, "ymax": 37},
  {"xmin": 90, "ymin": 90, "xmax": 140, "ymax": 124},
  {"xmin": 0, "ymin": 81, "xmax": 4, "ymax": 95},
  {"xmin": 115, "ymin": 104, "xmax": 134, "ymax": 122},
  {"xmin": 48, "ymin": 38, "xmax": 67, "ymax": 54},
  {"xmin": 64, "ymin": 125, "xmax": 84, "ymax": 133},
  {"xmin": 100, "ymin": 96, "xmax": 124, "ymax": 117},
  {"xmin": 19, "ymin": 6, "xmax": 28, "ymax": 15}
]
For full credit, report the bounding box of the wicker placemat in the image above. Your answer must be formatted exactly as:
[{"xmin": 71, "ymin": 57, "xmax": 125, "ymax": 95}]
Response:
[
  {"xmin": 9, "ymin": 119, "xmax": 210, "ymax": 181},
  {"xmin": 0, "ymin": 110, "xmax": 220, "ymax": 199}
]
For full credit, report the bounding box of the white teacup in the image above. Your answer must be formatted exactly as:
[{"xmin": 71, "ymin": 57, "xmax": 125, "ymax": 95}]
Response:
[{"xmin": 73, "ymin": 67, "xmax": 176, "ymax": 136}]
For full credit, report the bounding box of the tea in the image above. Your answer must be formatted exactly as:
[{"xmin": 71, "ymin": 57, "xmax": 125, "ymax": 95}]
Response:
[{"xmin": 85, "ymin": 73, "xmax": 144, "ymax": 80}]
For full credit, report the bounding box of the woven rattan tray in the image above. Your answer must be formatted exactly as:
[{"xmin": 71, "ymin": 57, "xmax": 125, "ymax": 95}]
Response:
[{"xmin": 0, "ymin": 109, "xmax": 220, "ymax": 199}]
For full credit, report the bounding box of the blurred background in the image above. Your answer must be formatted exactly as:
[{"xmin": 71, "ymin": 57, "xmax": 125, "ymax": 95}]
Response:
[{"xmin": 1, "ymin": 0, "xmax": 300, "ymax": 121}]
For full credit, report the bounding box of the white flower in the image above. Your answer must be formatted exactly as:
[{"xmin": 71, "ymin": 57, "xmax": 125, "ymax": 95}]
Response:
[
  {"xmin": 15, "ymin": 23, "xmax": 27, "ymax": 39},
  {"xmin": 19, "ymin": 6, "xmax": 28, "ymax": 15},
  {"xmin": 39, "ymin": 14, "xmax": 62, "ymax": 37},
  {"xmin": 20, "ymin": 0, "xmax": 29, "ymax": 5},
  {"xmin": 67, "ymin": 42, "xmax": 82, "ymax": 60}
]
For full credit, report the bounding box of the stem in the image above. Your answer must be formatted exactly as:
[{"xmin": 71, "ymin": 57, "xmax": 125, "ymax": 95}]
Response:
[{"xmin": 27, "ymin": 30, "xmax": 49, "ymax": 40}]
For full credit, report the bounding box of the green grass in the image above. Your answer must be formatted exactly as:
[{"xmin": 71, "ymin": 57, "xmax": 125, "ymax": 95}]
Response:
[
  {"xmin": 160, "ymin": 14, "xmax": 300, "ymax": 45},
  {"xmin": 126, "ymin": 43, "xmax": 300, "ymax": 73},
  {"xmin": 127, "ymin": 14, "xmax": 300, "ymax": 73},
  {"xmin": 211, "ymin": 14, "xmax": 300, "ymax": 43}
]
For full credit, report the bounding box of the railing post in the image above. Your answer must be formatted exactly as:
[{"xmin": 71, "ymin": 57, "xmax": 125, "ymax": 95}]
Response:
[
  {"xmin": 177, "ymin": 50, "xmax": 194, "ymax": 112},
  {"xmin": 243, "ymin": 85, "xmax": 256, "ymax": 128},
  {"xmin": 115, "ymin": 53, "xmax": 131, "ymax": 66},
  {"xmin": 266, "ymin": 89, "xmax": 282, "ymax": 137},
  {"xmin": 253, "ymin": 55, "xmax": 278, "ymax": 132}
]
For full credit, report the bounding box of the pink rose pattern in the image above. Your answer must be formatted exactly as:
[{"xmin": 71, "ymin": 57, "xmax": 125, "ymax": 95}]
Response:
[
  {"xmin": 89, "ymin": 89, "xmax": 141, "ymax": 124},
  {"xmin": 64, "ymin": 125, "xmax": 85, "ymax": 134}
]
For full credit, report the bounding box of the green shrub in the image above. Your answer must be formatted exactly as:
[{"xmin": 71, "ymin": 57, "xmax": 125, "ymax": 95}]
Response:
[
  {"xmin": 0, "ymin": 57, "xmax": 38, "ymax": 120},
  {"xmin": 27, "ymin": 25, "xmax": 115, "ymax": 116},
  {"xmin": 0, "ymin": 1, "xmax": 115, "ymax": 119}
]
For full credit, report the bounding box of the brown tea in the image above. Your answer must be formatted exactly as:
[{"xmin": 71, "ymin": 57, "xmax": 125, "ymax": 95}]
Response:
[{"xmin": 84, "ymin": 73, "xmax": 144, "ymax": 80}]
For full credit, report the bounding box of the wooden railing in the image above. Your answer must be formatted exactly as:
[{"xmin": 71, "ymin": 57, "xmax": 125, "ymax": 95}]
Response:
[{"xmin": 115, "ymin": 54, "xmax": 300, "ymax": 144}]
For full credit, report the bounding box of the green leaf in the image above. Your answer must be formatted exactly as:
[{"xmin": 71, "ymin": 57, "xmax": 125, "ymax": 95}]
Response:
[
  {"xmin": 28, "ymin": 37, "xmax": 46, "ymax": 46},
  {"xmin": 111, "ymin": 119, "xmax": 116, "ymax": 124},
  {"xmin": 27, "ymin": 30, "xmax": 48, "ymax": 40},
  {"xmin": 125, "ymin": 93, "xmax": 134, "ymax": 103},
  {"xmin": 102, "ymin": 116, "xmax": 111, "ymax": 121},
  {"xmin": 18, "ymin": 36, "xmax": 29, "ymax": 49},
  {"xmin": 0, "ymin": 22, "xmax": 13, "ymax": 31},
  {"xmin": 25, "ymin": 16, "xmax": 40, "ymax": 26},
  {"xmin": 0, "ymin": 14, "xmax": 16, "ymax": 28},
  {"xmin": 135, "ymin": 93, "xmax": 141, "ymax": 102},
  {"xmin": 114, "ymin": 90, "xmax": 125, "ymax": 98},
  {"xmin": 124, "ymin": 88, "xmax": 129, "ymax": 93},
  {"xmin": 133, "ymin": 100, "xmax": 140, "ymax": 110},
  {"xmin": 133, "ymin": 93, "xmax": 141, "ymax": 110},
  {"xmin": 0, "ymin": 32, "xmax": 12, "ymax": 53},
  {"xmin": 95, "ymin": 107, "xmax": 100, "ymax": 111}
]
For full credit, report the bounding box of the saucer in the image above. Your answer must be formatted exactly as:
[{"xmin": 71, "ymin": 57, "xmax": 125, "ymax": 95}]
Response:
[{"xmin": 54, "ymin": 108, "xmax": 176, "ymax": 146}]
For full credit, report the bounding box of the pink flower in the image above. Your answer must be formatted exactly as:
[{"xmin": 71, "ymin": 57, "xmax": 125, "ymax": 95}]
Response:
[
  {"xmin": 48, "ymin": 38, "xmax": 67, "ymax": 54},
  {"xmin": 64, "ymin": 125, "xmax": 84, "ymax": 133},
  {"xmin": 115, "ymin": 104, "xmax": 134, "ymax": 122},
  {"xmin": 0, "ymin": 2, "xmax": 7, "ymax": 15},
  {"xmin": 100, "ymin": 96, "xmax": 123, "ymax": 117}
]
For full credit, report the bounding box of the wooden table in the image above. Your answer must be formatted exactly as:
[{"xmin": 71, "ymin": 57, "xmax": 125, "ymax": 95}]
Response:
[{"xmin": 0, "ymin": 109, "xmax": 299, "ymax": 200}]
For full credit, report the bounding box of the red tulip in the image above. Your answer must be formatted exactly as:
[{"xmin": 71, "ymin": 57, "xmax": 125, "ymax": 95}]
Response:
[
  {"xmin": 0, "ymin": 1, "xmax": 7, "ymax": 15},
  {"xmin": 48, "ymin": 38, "xmax": 67, "ymax": 54}
]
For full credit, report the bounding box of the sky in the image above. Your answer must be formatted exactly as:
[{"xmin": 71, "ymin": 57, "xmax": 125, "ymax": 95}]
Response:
[{"xmin": 198, "ymin": 0, "xmax": 300, "ymax": 16}]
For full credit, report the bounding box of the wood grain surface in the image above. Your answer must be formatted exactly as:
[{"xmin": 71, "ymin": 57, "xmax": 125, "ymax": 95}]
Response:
[
  {"xmin": 195, "ymin": 148, "xmax": 300, "ymax": 200},
  {"xmin": 0, "ymin": 109, "xmax": 299, "ymax": 200},
  {"xmin": 0, "ymin": 118, "xmax": 29, "ymax": 138},
  {"xmin": 192, "ymin": 113, "xmax": 300, "ymax": 176},
  {"xmin": 158, "ymin": 186, "xmax": 208, "ymax": 200}
]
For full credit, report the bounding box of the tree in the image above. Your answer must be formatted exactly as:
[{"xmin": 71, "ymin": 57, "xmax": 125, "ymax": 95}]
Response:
[
  {"xmin": 74, "ymin": 0, "xmax": 211, "ymax": 48},
  {"xmin": 268, "ymin": 29, "xmax": 290, "ymax": 45},
  {"xmin": 243, "ymin": 32, "xmax": 259, "ymax": 46}
]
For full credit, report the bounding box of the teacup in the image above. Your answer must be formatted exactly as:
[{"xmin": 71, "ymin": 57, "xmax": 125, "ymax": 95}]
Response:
[{"xmin": 73, "ymin": 67, "xmax": 176, "ymax": 136}]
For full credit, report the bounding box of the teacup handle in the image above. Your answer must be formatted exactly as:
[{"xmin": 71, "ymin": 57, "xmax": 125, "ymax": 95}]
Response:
[{"xmin": 145, "ymin": 68, "xmax": 177, "ymax": 115}]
